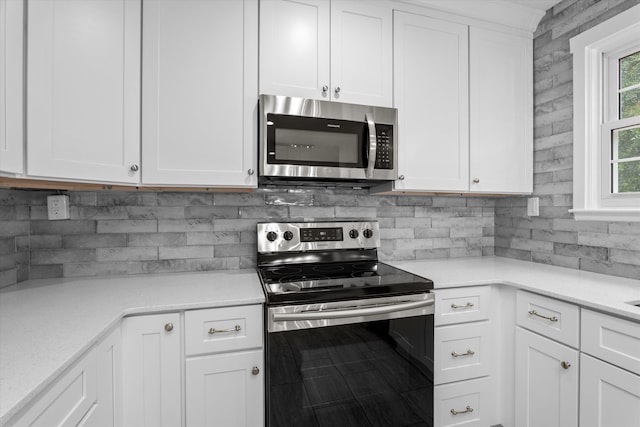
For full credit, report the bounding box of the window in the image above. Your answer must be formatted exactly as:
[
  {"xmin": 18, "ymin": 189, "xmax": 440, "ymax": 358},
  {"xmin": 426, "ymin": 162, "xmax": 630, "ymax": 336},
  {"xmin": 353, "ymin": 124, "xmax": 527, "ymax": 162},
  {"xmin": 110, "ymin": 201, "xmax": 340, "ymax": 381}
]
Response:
[{"xmin": 570, "ymin": 4, "xmax": 640, "ymax": 221}]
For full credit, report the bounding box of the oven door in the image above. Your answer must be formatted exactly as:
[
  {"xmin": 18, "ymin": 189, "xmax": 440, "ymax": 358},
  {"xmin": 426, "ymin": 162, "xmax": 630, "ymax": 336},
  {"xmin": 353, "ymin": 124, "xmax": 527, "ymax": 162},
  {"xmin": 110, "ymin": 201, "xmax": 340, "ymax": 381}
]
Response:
[{"xmin": 266, "ymin": 294, "xmax": 435, "ymax": 427}]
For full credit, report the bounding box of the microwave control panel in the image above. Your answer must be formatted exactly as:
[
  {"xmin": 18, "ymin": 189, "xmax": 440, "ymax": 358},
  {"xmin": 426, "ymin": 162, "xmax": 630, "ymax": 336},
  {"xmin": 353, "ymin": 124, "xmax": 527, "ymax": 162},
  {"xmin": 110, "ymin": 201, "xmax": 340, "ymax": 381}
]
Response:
[{"xmin": 375, "ymin": 124, "xmax": 393, "ymax": 169}]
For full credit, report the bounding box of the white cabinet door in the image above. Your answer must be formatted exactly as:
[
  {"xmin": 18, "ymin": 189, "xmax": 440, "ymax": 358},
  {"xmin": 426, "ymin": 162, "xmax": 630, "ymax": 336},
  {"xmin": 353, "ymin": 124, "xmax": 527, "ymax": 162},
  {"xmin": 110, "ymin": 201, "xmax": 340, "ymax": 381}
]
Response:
[
  {"xmin": 0, "ymin": 0, "xmax": 23, "ymax": 174},
  {"xmin": 469, "ymin": 27, "xmax": 533, "ymax": 194},
  {"xmin": 11, "ymin": 349, "xmax": 98, "ymax": 427},
  {"xmin": 393, "ymin": 11, "xmax": 469, "ymax": 192},
  {"xmin": 26, "ymin": 0, "xmax": 140, "ymax": 184},
  {"xmin": 142, "ymin": 0, "xmax": 258, "ymax": 187},
  {"xmin": 121, "ymin": 313, "xmax": 181, "ymax": 427},
  {"xmin": 330, "ymin": 0, "xmax": 392, "ymax": 107},
  {"xmin": 185, "ymin": 350, "xmax": 264, "ymax": 427},
  {"xmin": 580, "ymin": 353, "xmax": 640, "ymax": 427},
  {"xmin": 95, "ymin": 326, "xmax": 121, "ymax": 427},
  {"xmin": 515, "ymin": 327, "xmax": 578, "ymax": 427},
  {"xmin": 259, "ymin": 0, "xmax": 330, "ymax": 100}
]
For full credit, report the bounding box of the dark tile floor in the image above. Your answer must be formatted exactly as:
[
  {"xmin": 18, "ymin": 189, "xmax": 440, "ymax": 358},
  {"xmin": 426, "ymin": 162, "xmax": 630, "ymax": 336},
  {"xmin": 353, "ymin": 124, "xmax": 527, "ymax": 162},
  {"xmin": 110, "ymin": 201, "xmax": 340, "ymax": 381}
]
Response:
[{"xmin": 268, "ymin": 322, "xmax": 433, "ymax": 427}]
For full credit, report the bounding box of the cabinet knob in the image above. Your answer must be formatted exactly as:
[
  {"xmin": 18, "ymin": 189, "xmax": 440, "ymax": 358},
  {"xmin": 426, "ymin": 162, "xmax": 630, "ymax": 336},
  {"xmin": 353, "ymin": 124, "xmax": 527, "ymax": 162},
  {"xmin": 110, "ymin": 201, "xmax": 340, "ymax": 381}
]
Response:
[
  {"xmin": 334, "ymin": 86, "xmax": 341, "ymax": 94},
  {"xmin": 164, "ymin": 323, "xmax": 174, "ymax": 332},
  {"xmin": 130, "ymin": 164, "xmax": 139, "ymax": 172},
  {"xmin": 561, "ymin": 361, "xmax": 571, "ymax": 370},
  {"xmin": 248, "ymin": 169, "xmax": 255, "ymax": 175},
  {"xmin": 472, "ymin": 178, "xmax": 480, "ymax": 183},
  {"xmin": 398, "ymin": 175, "xmax": 405, "ymax": 181},
  {"xmin": 251, "ymin": 366, "xmax": 260, "ymax": 375},
  {"xmin": 322, "ymin": 85, "xmax": 329, "ymax": 96}
]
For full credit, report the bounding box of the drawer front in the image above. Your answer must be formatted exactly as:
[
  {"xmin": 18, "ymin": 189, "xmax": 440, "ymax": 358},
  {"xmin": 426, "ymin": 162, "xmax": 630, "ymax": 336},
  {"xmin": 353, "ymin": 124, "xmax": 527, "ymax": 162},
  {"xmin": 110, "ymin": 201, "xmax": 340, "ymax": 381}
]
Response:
[
  {"xmin": 11, "ymin": 348, "xmax": 97, "ymax": 427},
  {"xmin": 434, "ymin": 321, "xmax": 492, "ymax": 385},
  {"xmin": 582, "ymin": 309, "xmax": 640, "ymax": 375},
  {"xmin": 516, "ymin": 290, "xmax": 579, "ymax": 347},
  {"xmin": 185, "ymin": 304, "xmax": 263, "ymax": 356},
  {"xmin": 435, "ymin": 286, "xmax": 491, "ymax": 325},
  {"xmin": 434, "ymin": 377, "xmax": 492, "ymax": 427}
]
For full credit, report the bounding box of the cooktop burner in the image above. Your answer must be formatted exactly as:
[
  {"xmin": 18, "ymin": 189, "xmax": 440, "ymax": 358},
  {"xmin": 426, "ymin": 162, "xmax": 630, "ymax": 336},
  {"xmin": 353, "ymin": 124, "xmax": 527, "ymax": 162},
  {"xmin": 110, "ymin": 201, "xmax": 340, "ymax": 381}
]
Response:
[{"xmin": 258, "ymin": 260, "xmax": 432, "ymax": 304}]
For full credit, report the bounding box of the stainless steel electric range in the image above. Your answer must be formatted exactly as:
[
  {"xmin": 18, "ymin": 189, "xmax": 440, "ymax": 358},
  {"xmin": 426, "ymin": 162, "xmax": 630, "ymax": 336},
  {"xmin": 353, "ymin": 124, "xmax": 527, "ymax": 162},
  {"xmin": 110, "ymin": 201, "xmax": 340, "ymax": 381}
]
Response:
[{"xmin": 257, "ymin": 220, "xmax": 435, "ymax": 427}]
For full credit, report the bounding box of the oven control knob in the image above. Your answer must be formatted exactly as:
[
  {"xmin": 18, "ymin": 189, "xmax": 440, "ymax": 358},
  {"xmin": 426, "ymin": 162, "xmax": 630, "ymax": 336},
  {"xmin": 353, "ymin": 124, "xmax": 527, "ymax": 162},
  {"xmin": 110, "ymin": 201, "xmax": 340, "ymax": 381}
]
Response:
[
  {"xmin": 266, "ymin": 231, "xmax": 278, "ymax": 242},
  {"xmin": 283, "ymin": 231, "xmax": 294, "ymax": 241},
  {"xmin": 363, "ymin": 229, "xmax": 373, "ymax": 239},
  {"xmin": 349, "ymin": 229, "xmax": 359, "ymax": 239}
]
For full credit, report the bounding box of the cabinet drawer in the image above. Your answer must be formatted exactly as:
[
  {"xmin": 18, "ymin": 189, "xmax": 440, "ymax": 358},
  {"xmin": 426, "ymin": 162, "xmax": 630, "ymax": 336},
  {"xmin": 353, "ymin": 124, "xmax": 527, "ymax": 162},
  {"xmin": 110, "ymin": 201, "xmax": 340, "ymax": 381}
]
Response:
[
  {"xmin": 434, "ymin": 377, "xmax": 492, "ymax": 427},
  {"xmin": 434, "ymin": 321, "xmax": 492, "ymax": 385},
  {"xmin": 185, "ymin": 305, "xmax": 263, "ymax": 356},
  {"xmin": 581, "ymin": 309, "xmax": 640, "ymax": 375},
  {"xmin": 434, "ymin": 286, "xmax": 491, "ymax": 325},
  {"xmin": 516, "ymin": 290, "xmax": 579, "ymax": 347},
  {"xmin": 10, "ymin": 348, "xmax": 97, "ymax": 427}
]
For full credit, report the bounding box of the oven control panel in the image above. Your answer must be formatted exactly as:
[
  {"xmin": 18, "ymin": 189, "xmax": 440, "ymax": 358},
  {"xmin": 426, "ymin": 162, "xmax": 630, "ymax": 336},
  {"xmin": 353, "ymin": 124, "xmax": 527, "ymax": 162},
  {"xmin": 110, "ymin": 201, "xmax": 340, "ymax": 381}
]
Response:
[{"xmin": 257, "ymin": 221, "xmax": 380, "ymax": 253}]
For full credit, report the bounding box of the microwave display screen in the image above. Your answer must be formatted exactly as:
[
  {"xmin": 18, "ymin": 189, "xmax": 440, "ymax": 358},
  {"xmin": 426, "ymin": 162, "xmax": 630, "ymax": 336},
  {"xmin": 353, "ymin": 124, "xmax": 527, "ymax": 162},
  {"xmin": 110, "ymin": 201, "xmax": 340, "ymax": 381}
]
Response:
[{"xmin": 275, "ymin": 129, "xmax": 359, "ymax": 164}]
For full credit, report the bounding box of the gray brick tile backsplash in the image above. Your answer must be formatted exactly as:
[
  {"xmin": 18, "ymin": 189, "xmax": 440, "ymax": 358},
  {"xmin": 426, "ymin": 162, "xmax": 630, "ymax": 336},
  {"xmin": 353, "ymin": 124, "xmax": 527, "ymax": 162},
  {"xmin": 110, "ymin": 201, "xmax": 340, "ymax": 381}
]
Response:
[{"xmin": 496, "ymin": 0, "xmax": 640, "ymax": 281}]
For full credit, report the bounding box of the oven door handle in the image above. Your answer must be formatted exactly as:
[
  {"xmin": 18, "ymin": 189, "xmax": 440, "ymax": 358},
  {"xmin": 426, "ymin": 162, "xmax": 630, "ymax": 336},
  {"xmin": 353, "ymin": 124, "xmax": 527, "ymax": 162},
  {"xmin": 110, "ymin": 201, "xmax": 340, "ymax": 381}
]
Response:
[{"xmin": 272, "ymin": 299, "xmax": 434, "ymax": 322}]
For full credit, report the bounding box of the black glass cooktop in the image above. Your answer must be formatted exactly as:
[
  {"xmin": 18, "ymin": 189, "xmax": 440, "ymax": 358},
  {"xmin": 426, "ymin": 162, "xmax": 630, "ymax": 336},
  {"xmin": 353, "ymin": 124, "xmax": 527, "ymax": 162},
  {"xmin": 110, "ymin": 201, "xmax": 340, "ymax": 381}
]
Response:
[{"xmin": 258, "ymin": 261, "xmax": 433, "ymax": 305}]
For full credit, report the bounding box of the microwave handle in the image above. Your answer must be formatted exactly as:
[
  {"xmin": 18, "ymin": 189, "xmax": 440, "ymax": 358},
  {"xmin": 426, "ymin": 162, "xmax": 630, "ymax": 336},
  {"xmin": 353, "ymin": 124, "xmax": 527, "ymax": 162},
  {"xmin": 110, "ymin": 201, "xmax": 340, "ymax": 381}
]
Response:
[{"xmin": 365, "ymin": 114, "xmax": 377, "ymax": 179}]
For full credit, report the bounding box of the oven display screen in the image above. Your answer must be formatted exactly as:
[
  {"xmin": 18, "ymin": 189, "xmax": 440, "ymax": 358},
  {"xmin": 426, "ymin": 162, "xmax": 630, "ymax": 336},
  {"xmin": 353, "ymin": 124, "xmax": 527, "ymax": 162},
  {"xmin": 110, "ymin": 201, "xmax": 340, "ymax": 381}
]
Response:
[{"xmin": 300, "ymin": 227, "xmax": 344, "ymax": 242}]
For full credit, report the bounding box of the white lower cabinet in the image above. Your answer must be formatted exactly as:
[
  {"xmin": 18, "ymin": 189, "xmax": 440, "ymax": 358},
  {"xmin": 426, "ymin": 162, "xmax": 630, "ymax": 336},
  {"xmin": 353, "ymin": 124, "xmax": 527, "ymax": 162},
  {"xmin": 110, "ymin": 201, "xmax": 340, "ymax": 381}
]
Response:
[
  {"xmin": 514, "ymin": 327, "xmax": 579, "ymax": 427},
  {"xmin": 580, "ymin": 353, "xmax": 640, "ymax": 427},
  {"xmin": 185, "ymin": 351, "xmax": 263, "ymax": 426},
  {"xmin": 11, "ymin": 349, "xmax": 98, "ymax": 427},
  {"xmin": 121, "ymin": 305, "xmax": 264, "ymax": 427},
  {"xmin": 121, "ymin": 313, "xmax": 182, "ymax": 427},
  {"xmin": 433, "ymin": 286, "xmax": 494, "ymax": 427}
]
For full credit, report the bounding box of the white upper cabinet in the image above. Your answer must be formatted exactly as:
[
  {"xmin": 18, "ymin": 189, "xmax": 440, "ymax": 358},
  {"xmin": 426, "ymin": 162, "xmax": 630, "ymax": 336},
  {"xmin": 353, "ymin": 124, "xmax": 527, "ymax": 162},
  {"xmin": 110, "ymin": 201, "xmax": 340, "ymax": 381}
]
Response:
[
  {"xmin": 26, "ymin": 0, "xmax": 141, "ymax": 184},
  {"xmin": 141, "ymin": 0, "xmax": 258, "ymax": 187},
  {"xmin": 259, "ymin": 0, "xmax": 392, "ymax": 107},
  {"xmin": 392, "ymin": 11, "xmax": 469, "ymax": 192},
  {"xmin": 469, "ymin": 27, "xmax": 533, "ymax": 194},
  {"xmin": 375, "ymin": 11, "xmax": 533, "ymax": 195},
  {"xmin": 0, "ymin": 0, "xmax": 24, "ymax": 175}
]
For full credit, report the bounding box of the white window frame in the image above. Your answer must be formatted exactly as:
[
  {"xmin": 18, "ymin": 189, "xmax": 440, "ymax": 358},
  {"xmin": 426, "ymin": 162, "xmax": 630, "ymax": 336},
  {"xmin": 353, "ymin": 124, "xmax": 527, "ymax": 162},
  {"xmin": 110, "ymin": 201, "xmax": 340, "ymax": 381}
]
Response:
[{"xmin": 570, "ymin": 4, "xmax": 640, "ymax": 222}]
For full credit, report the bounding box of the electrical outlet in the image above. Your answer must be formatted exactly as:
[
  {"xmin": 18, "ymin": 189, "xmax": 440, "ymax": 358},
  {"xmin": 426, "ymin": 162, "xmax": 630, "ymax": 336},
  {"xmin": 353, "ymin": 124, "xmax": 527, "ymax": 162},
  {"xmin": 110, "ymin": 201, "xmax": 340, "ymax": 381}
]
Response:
[
  {"xmin": 47, "ymin": 195, "xmax": 70, "ymax": 220},
  {"xmin": 527, "ymin": 197, "xmax": 539, "ymax": 217}
]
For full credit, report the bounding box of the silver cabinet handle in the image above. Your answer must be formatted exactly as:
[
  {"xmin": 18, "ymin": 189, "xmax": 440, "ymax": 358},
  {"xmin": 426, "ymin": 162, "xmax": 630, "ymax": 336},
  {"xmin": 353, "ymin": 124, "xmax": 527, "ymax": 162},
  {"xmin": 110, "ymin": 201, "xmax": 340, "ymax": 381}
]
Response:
[
  {"xmin": 451, "ymin": 302, "xmax": 474, "ymax": 309},
  {"xmin": 130, "ymin": 164, "xmax": 139, "ymax": 172},
  {"xmin": 334, "ymin": 86, "xmax": 341, "ymax": 94},
  {"xmin": 252, "ymin": 366, "xmax": 260, "ymax": 375},
  {"xmin": 561, "ymin": 361, "xmax": 571, "ymax": 369},
  {"xmin": 247, "ymin": 169, "xmax": 255, "ymax": 175},
  {"xmin": 398, "ymin": 175, "xmax": 405, "ymax": 180},
  {"xmin": 164, "ymin": 323, "xmax": 174, "ymax": 332},
  {"xmin": 208, "ymin": 325, "xmax": 241, "ymax": 335},
  {"xmin": 472, "ymin": 178, "xmax": 480, "ymax": 183},
  {"xmin": 528, "ymin": 309, "xmax": 558, "ymax": 322},
  {"xmin": 451, "ymin": 349, "xmax": 475, "ymax": 358},
  {"xmin": 364, "ymin": 113, "xmax": 377, "ymax": 179},
  {"xmin": 451, "ymin": 406, "xmax": 474, "ymax": 415},
  {"xmin": 322, "ymin": 85, "xmax": 329, "ymax": 96}
]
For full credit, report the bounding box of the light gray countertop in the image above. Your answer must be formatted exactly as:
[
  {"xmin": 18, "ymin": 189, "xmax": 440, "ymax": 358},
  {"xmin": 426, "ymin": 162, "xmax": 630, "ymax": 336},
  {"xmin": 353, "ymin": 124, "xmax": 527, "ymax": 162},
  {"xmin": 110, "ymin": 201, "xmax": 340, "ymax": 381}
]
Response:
[
  {"xmin": 2, "ymin": 257, "xmax": 640, "ymax": 424},
  {"xmin": 0, "ymin": 269, "xmax": 265, "ymax": 425},
  {"xmin": 389, "ymin": 257, "xmax": 640, "ymax": 321}
]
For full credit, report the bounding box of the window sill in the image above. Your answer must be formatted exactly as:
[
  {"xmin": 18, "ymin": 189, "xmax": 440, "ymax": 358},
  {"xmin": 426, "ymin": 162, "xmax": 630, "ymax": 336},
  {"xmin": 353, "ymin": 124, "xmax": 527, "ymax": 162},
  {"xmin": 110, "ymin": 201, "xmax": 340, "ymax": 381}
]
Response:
[{"xmin": 570, "ymin": 208, "xmax": 640, "ymax": 222}]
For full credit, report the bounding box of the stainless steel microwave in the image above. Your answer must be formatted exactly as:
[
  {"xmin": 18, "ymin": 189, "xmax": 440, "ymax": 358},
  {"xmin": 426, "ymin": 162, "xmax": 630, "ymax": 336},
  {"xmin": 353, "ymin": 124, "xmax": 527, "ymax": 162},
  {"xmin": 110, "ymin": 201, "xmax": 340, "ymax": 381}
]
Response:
[{"xmin": 259, "ymin": 94, "xmax": 398, "ymax": 186}]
